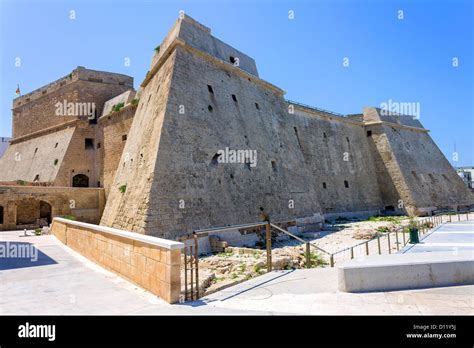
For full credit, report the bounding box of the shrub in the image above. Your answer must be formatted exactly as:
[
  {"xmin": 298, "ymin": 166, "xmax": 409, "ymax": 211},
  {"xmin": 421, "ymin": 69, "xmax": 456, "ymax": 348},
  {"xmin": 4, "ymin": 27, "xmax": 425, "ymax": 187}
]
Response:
[
  {"xmin": 304, "ymin": 251, "xmax": 328, "ymax": 267},
  {"xmin": 112, "ymin": 102, "xmax": 125, "ymax": 112},
  {"xmin": 376, "ymin": 226, "xmax": 390, "ymax": 233},
  {"xmin": 119, "ymin": 184, "xmax": 127, "ymax": 193},
  {"xmin": 35, "ymin": 228, "xmax": 42, "ymax": 236},
  {"xmin": 131, "ymin": 98, "xmax": 139, "ymax": 106},
  {"xmin": 155, "ymin": 45, "xmax": 160, "ymax": 53},
  {"xmin": 16, "ymin": 180, "xmax": 26, "ymax": 185}
]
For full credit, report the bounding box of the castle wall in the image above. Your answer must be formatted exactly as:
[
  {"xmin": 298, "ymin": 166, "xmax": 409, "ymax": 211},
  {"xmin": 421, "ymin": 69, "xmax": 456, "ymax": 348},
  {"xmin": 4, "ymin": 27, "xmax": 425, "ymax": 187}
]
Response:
[
  {"xmin": 291, "ymin": 107, "xmax": 384, "ymax": 214},
  {"xmin": 12, "ymin": 67, "xmax": 133, "ymax": 139},
  {"xmin": 0, "ymin": 126, "xmax": 75, "ymax": 183},
  {"xmin": 363, "ymin": 108, "xmax": 474, "ymax": 215},
  {"xmin": 0, "ymin": 185, "xmax": 105, "ymax": 230},
  {"xmin": 99, "ymin": 105, "xmax": 137, "ymax": 197},
  {"xmin": 100, "ymin": 47, "xmax": 177, "ymax": 233}
]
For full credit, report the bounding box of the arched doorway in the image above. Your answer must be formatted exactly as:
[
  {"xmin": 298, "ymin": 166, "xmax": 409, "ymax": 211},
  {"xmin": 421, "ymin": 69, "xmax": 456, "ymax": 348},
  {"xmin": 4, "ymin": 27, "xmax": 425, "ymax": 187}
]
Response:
[
  {"xmin": 39, "ymin": 201, "xmax": 52, "ymax": 224},
  {"xmin": 0, "ymin": 205, "xmax": 4, "ymax": 225},
  {"xmin": 72, "ymin": 174, "xmax": 89, "ymax": 187}
]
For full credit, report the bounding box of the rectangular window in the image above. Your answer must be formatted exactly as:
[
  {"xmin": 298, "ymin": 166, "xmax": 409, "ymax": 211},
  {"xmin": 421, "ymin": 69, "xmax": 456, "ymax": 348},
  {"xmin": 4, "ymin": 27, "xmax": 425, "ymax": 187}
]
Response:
[
  {"xmin": 207, "ymin": 85, "xmax": 214, "ymax": 94},
  {"xmin": 85, "ymin": 138, "xmax": 94, "ymax": 150},
  {"xmin": 344, "ymin": 180, "xmax": 349, "ymax": 188},
  {"xmin": 122, "ymin": 135, "xmax": 127, "ymax": 141},
  {"xmin": 232, "ymin": 94, "xmax": 237, "ymax": 102}
]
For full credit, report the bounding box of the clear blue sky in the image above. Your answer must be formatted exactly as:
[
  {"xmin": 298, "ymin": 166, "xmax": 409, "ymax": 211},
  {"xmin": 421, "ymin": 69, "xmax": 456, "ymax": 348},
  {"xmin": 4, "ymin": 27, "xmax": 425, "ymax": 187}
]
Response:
[{"xmin": 1, "ymin": 0, "xmax": 472, "ymax": 165}]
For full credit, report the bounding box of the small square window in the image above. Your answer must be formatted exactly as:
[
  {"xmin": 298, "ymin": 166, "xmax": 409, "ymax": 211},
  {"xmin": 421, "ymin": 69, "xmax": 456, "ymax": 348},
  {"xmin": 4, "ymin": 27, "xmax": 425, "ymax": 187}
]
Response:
[
  {"xmin": 232, "ymin": 94, "xmax": 237, "ymax": 102},
  {"xmin": 367, "ymin": 130, "xmax": 372, "ymax": 137},
  {"xmin": 122, "ymin": 135, "xmax": 127, "ymax": 141},
  {"xmin": 323, "ymin": 182, "xmax": 327, "ymax": 189},
  {"xmin": 207, "ymin": 85, "xmax": 214, "ymax": 94},
  {"xmin": 85, "ymin": 138, "xmax": 94, "ymax": 150},
  {"xmin": 255, "ymin": 103, "xmax": 260, "ymax": 110},
  {"xmin": 344, "ymin": 180, "xmax": 349, "ymax": 188},
  {"xmin": 97, "ymin": 142, "xmax": 101, "ymax": 149},
  {"xmin": 230, "ymin": 56, "xmax": 236, "ymax": 64}
]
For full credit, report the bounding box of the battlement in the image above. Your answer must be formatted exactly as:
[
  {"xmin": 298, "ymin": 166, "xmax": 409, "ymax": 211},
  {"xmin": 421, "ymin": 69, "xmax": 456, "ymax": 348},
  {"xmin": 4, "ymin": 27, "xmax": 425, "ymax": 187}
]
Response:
[{"xmin": 13, "ymin": 67, "xmax": 133, "ymax": 109}]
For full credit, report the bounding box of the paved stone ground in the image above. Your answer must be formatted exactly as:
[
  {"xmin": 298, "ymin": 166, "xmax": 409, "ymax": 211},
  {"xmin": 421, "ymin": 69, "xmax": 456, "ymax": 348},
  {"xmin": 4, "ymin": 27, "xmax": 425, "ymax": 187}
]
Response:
[
  {"xmin": 1, "ymin": 228, "xmax": 472, "ymax": 315},
  {"xmin": 402, "ymin": 220, "xmax": 474, "ymax": 254}
]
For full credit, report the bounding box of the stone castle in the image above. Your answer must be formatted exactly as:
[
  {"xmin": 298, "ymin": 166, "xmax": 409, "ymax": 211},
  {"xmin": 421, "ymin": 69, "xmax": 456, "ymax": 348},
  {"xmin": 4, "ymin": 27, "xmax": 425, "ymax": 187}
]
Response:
[{"xmin": 0, "ymin": 15, "xmax": 472, "ymax": 238}]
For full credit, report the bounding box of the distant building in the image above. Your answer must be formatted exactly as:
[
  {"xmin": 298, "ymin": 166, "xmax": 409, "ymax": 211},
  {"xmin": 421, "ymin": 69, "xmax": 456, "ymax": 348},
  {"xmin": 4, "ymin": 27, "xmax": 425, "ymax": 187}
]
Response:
[
  {"xmin": 0, "ymin": 137, "xmax": 10, "ymax": 158},
  {"xmin": 456, "ymin": 167, "xmax": 474, "ymax": 190}
]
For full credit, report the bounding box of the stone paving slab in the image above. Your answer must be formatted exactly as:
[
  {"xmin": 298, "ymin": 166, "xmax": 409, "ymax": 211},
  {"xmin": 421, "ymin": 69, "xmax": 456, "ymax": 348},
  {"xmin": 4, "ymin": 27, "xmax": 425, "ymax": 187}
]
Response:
[{"xmin": 402, "ymin": 220, "xmax": 474, "ymax": 254}]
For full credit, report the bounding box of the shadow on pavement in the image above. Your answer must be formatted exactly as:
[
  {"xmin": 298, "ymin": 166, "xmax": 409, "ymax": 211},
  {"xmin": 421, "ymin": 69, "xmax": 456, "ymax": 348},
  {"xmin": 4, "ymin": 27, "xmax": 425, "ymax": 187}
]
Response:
[{"xmin": 0, "ymin": 241, "xmax": 57, "ymax": 270}]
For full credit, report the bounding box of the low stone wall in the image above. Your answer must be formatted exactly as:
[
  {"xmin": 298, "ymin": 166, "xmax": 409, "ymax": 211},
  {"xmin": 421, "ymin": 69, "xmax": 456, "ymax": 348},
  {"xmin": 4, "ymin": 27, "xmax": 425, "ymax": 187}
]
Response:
[
  {"xmin": 338, "ymin": 251, "xmax": 474, "ymax": 292},
  {"xmin": 51, "ymin": 217, "xmax": 183, "ymax": 303}
]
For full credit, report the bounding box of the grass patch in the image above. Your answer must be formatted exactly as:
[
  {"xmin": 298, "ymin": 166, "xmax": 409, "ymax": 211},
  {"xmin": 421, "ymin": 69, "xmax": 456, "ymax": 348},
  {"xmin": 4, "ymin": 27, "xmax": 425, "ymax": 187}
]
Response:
[
  {"xmin": 62, "ymin": 215, "xmax": 76, "ymax": 221},
  {"xmin": 118, "ymin": 184, "xmax": 127, "ymax": 193},
  {"xmin": 367, "ymin": 216, "xmax": 406, "ymax": 224}
]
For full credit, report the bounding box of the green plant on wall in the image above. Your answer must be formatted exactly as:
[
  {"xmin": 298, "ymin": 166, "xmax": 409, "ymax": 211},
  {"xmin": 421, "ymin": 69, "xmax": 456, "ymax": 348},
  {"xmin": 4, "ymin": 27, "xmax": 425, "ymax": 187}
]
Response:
[
  {"xmin": 154, "ymin": 45, "xmax": 160, "ymax": 53},
  {"xmin": 54, "ymin": 159, "xmax": 58, "ymax": 166},
  {"xmin": 119, "ymin": 184, "xmax": 127, "ymax": 193},
  {"xmin": 112, "ymin": 102, "xmax": 125, "ymax": 112},
  {"xmin": 131, "ymin": 98, "xmax": 139, "ymax": 106}
]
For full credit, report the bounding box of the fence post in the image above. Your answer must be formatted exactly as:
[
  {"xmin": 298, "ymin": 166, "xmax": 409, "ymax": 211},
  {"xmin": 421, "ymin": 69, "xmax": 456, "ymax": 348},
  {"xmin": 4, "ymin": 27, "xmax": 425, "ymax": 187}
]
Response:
[
  {"xmin": 377, "ymin": 235, "xmax": 381, "ymax": 255},
  {"xmin": 306, "ymin": 242, "xmax": 311, "ymax": 268},
  {"xmin": 467, "ymin": 212, "xmax": 469, "ymax": 221},
  {"xmin": 184, "ymin": 246, "xmax": 188, "ymax": 301},
  {"xmin": 387, "ymin": 233, "xmax": 391, "ymax": 254},
  {"xmin": 365, "ymin": 241, "xmax": 369, "ymax": 256},
  {"xmin": 350, "ymin": 247, "xmax": 354, "ymax": 259},
  {"xmin": 395, "ymin": 230, "xmax": 400, "ymax": 251},
  {"xmin": 266, "ymin": 222, "xmax": 272, "ymax": 272},
  {"xmin": 194, "ymin": 233, "xmax": 199, "ymax": 299},
  {"xmin": 402, "ymin": 228, "xmax": 406, "ymax": 245},
  {"xmin": 449, "ymin": 214, "xmax": 452, "ymax": 222},
  {"xmin": 190, "ymin": 245, "xmax": 194, "ymax": 300},
  {"xmin": 330, "ymin": 254, "xmax": 334, "ymax": 267},
  {"xmin": 458, "ymin": 213, "xmax": 460, "ymax": 222}
]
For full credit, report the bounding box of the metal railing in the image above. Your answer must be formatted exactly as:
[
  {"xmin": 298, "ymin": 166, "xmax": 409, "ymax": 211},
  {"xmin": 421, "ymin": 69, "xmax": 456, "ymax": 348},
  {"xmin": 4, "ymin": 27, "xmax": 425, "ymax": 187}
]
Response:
[
  {"xmin": 183, "ymin": 210, "xmax": 472, "ymax": 299},
  {"xmin": 286, "ymin": 99, "xmax": 346, "ymax": 118}
]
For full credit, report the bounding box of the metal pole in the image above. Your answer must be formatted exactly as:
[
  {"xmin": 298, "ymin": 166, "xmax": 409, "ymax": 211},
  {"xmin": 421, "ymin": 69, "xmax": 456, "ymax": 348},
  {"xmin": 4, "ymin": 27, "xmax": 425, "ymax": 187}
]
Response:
[
  {"xmin": 190, "ymin": 245, "xmax": 194, "ymax": 301},
  {"xmin": 194, "ymin": 233, "xmax": 199, "ymax": 299},
  {"xmin": 387, "ymin": 233, "xmax": 391, "ymax": 254},
  {"xmin": 449, "ymin": 214, "xmax": 452, "ymax": 222},
  {"xmin": 395, "ymin": 230, "xmax": 400, "ymax": 251},
  {"xmin": 184, "ymin": 246, "xmax": 188, "ymax": 301},
  {"xmin": 350, "ymin": 247, "xmax": 354, "ymax": 259},
  {"xmin": 365, "ymin": 241, "xmax": 369, "ymax": 256},
  {"xmin": 458, "ymin": 213, "xmax": 460, "ymax": 222},
  {"xmin": 402, "ymin": 228, "xmax": 406, "ymax": 245},
  {"xmin": 306, "ymin": 242, "xmax": 311, "ymax": 268},
  {"xmin": 377, "ymin": 235, "xmax": 381, "ymax": 255},
  {"xmin": 266, "ymin": 222, "xmax": 272, "ymax": 272},
  {"xmin": 330, "ymin": 254, "xmax": 334, "ymax": 267}
]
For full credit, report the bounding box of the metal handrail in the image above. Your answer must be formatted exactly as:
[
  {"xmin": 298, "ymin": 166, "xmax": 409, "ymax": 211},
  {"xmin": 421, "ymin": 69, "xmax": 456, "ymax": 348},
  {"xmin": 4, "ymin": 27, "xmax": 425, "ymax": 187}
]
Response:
[
  {"xmin": 270, "ymin": 223, "xmax": 331, "ymax": 255},
  {"xmin": 193, "ymin": 221, "xmax": 267, "ymax": 235},
  {"xmin": 286, "ymin": 99, "xmax": 345, "ymax": 118}
]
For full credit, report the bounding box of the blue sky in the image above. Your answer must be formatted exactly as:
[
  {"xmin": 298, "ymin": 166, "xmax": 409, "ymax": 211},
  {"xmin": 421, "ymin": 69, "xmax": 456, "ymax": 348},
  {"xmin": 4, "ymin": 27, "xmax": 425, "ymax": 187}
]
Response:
[{"xmin": 1, "ymin": 0, "xmax": 472, "ymax": 165}]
